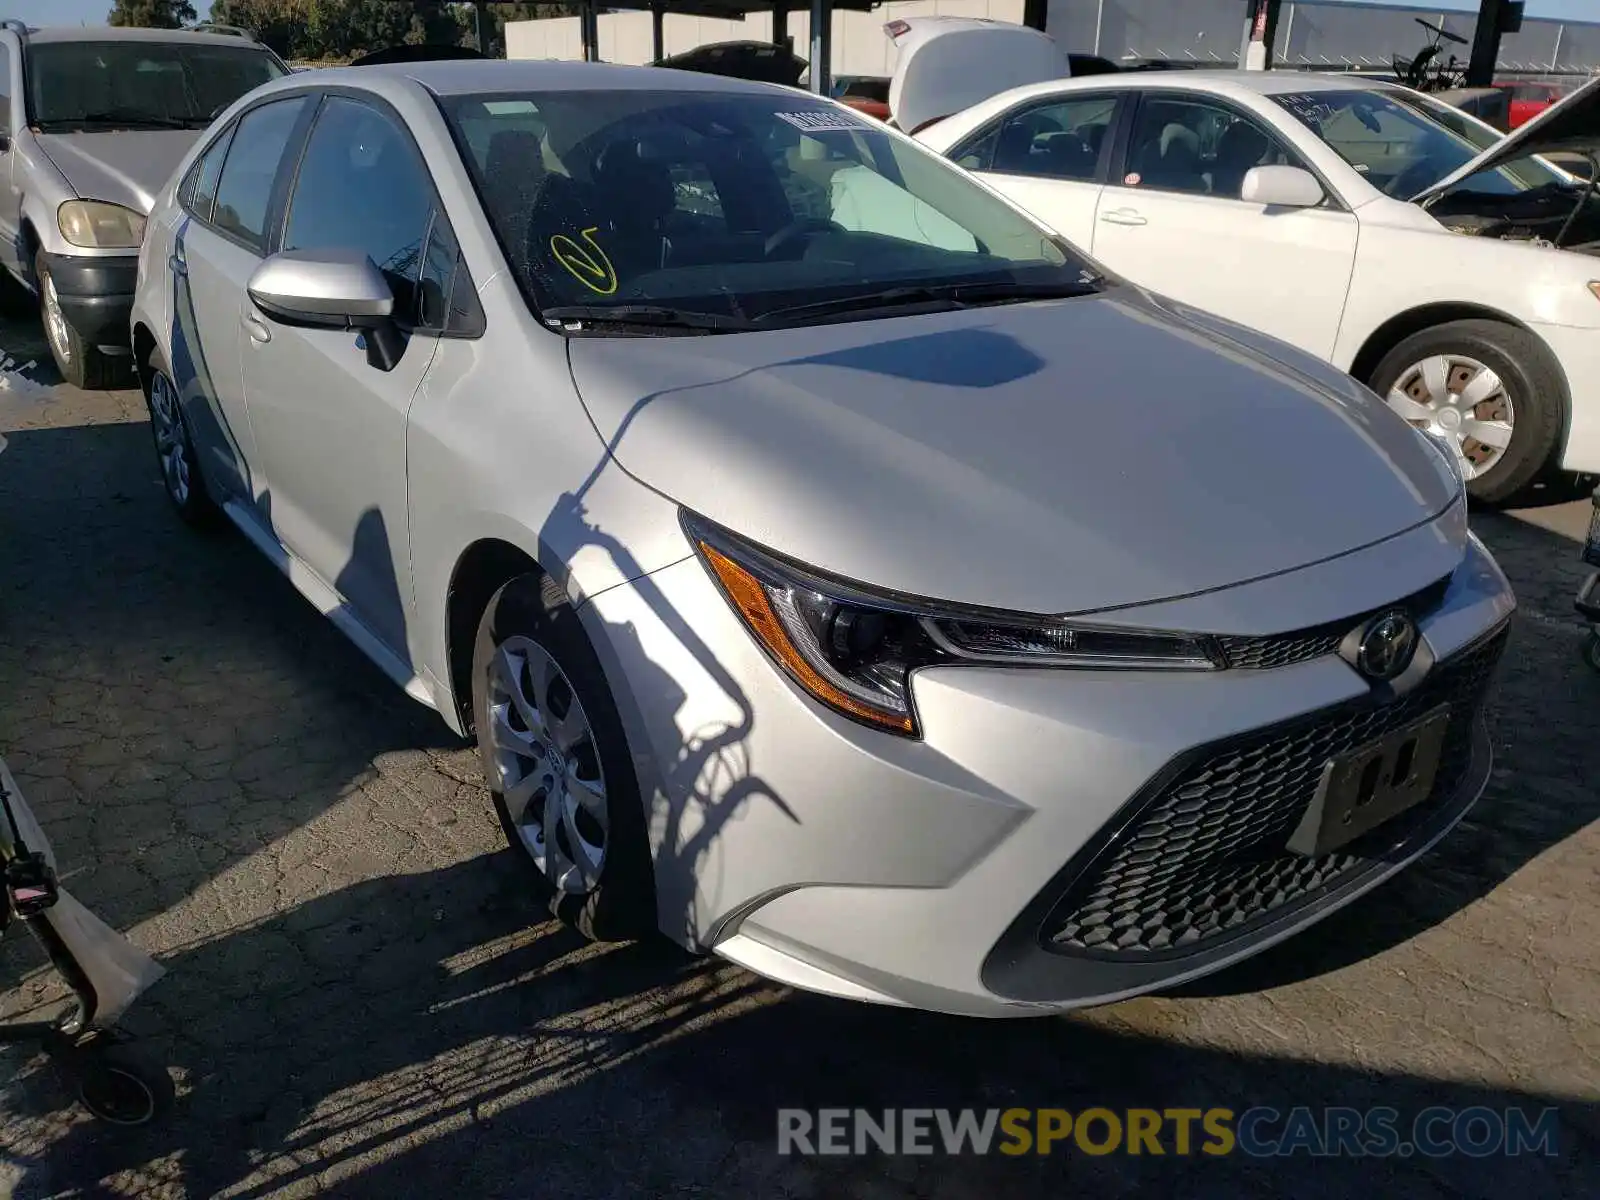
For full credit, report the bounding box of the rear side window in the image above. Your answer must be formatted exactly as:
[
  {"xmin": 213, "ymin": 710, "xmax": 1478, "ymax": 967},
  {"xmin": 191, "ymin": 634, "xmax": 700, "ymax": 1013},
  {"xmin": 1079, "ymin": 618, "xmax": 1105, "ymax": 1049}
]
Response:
[
  {"xmin": 281, "ymin": 96, "xmax": 434, "ymax": 318},
  {"xmin": 180, "ymin": 124, "xmax": 235, "ymax": 222},
  {"xmin": 0, "ymin": 48, "xmax": 10, "ymax": 128},
  {"xmin": 212, "ymin": 96, "xmax": 305, "ymax": 249}
]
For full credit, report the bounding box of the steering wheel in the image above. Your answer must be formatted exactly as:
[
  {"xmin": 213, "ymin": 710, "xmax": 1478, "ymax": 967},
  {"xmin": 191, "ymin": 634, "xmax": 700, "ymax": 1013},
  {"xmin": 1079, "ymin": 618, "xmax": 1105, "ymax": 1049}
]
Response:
[
  {"xmin": 1386, "ymin": 156, "xmax": 1443, "ymax": 199},
  {"xmin": 764, "ymin": 217, "xmax": 843, "ymax": 259}
]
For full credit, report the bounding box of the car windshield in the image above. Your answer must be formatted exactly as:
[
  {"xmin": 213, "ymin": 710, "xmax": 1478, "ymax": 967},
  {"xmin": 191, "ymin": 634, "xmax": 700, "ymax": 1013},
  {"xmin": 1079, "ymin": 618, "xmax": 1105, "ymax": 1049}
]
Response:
[
  {"xmin": 1272, "ymin": 87, "xmax": 1568, "ymax": 199},
  {"xmin": 25, "ymin": 40, "xmax": 286, "ymax": 130},
  {"xmin": 442, "ymin": 89, "xmax": 1096, "ymax": 328}
]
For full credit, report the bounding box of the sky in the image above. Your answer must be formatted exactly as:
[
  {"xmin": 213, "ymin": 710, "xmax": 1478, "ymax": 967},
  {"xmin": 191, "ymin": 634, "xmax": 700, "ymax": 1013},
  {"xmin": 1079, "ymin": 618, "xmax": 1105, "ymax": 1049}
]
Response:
[{"xmin": 11, "ymin": 0, "xmax": 1597, "ymax": 31}]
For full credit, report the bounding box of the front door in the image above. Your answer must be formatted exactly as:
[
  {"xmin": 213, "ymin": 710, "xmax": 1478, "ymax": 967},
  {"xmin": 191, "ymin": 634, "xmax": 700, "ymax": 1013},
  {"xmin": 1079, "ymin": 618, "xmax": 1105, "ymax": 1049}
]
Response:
[
  {"xmin": 240, "ymin": 94, "xmax": 443, "ymax": 660},
  {"xmin": 1090, "ymin": 93, "xmax": 1358, "ymax": 360}
]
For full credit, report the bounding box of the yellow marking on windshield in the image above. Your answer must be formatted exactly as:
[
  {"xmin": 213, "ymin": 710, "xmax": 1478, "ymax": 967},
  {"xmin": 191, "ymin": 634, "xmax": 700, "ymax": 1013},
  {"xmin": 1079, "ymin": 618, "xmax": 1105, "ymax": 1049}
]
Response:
[{"xmin": 551, "ymin": 227, "xmax": 618, "ymax": 295}]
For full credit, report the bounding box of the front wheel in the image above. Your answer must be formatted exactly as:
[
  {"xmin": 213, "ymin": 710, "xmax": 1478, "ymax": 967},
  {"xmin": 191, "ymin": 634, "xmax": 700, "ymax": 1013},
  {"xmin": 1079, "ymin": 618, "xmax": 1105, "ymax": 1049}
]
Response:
[
  {"xmin": 142, "ymin": 353, "xmax": 219, "ymax": 528},
  {"xmin": 36, "ymin": 249, "xmax": 119, "ymax": 391},
  {"xmin": 471, "ymin": 572, "xmax": 657, "ymax": 942},
  {"xmin": 1585, "ymin": 631, "xmax": 1600, "ymax": 674},
  {"xmin": 1369, "ymin": 319, "xmax": 1565, "ymax": 508}
]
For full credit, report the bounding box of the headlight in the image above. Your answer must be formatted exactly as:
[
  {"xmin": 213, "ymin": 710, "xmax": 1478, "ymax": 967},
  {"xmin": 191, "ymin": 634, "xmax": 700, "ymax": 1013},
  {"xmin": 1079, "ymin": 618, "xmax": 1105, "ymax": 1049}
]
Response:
[
  {"xmin": 685, "ymin": 514, "xmax": 1220, "ymax": 737},
  {"xmin": 57, "ymin": 200, "xmax": 147, "ymax": 249}
]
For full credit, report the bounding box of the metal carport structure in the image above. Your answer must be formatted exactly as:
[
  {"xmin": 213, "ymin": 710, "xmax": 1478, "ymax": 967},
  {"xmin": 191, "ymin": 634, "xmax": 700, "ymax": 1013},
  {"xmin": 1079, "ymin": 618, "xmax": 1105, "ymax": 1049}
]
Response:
[{"xmin": 468, "ymin": 0, "xmax": 883, "ymax": 96}]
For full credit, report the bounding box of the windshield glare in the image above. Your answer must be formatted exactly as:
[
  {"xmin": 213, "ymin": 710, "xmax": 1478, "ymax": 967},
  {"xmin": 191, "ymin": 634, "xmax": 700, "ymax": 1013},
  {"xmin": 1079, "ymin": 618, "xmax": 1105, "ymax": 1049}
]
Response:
[
  {"xmin": 1272, "ymin": 88, "xmax": 1567, "ymax": 199},
  {"xmin": 26, "ymin": 41, "xmax": 286, "ymax": 129},
  {"xmin": 444, "ymin": 90, "xmax": 1090, "ymax": 324}
]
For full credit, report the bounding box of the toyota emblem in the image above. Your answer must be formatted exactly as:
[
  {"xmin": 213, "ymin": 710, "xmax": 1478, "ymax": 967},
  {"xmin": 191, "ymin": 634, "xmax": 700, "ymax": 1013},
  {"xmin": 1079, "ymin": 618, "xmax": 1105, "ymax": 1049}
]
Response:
[{"xmin": 1355, "ymin": 611, "xmax": 1418, "ymax": 681}]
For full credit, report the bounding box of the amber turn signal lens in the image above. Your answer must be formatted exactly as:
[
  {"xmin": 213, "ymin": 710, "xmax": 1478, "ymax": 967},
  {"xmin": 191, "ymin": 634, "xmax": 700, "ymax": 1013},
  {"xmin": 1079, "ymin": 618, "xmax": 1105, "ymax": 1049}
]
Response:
[{"xmin": 699, "ymin": 543, "xmax": 915, "ymax": 734}]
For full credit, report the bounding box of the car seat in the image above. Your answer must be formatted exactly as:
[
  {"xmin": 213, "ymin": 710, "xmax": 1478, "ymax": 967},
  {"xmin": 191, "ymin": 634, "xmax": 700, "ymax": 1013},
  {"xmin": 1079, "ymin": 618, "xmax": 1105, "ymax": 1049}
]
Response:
[
  {"xmin": 482, "ymin": 130, "xmax": 548, "ymax": 273},
  {"xmin": 589, "ymin": 139, "xmax": 677, "ymax": 277},
  {"xmin": 1133, "ymin": 121, "xmax": 1203, "ymax": 192},
  {"xmin": 992, "ymin": 120, "xmax": 1038, "ymax": 173},
  {"xmin": 1211, "ymin": 121, "xmax": 1271, "ymax": 199}
]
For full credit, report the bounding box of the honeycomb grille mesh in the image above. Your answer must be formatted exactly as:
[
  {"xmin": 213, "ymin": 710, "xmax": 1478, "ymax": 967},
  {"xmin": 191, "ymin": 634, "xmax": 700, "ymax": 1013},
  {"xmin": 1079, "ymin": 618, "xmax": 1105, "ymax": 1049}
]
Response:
[
  {"xmin": 1214, "ymin": 577, "xmax": 1451, "ymax": 671},
  {"xmin": 1040, "ymin": 625, "xmax": 1509, "ymax": 960}
]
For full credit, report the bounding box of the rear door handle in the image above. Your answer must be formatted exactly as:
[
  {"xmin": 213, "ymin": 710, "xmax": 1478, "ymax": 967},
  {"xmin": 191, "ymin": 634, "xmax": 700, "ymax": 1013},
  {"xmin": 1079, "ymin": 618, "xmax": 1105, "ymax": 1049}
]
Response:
[
  {"xmin": 241, "ymin": 312, "xmax": 272, "ymax": 344},
  {"xmin": 1100, "ymin": 208, "xmax": 1149, "ymax": 227},
  {"xmin": 167, "ymin": 253, "xmax": 187, "ymax": 277}
]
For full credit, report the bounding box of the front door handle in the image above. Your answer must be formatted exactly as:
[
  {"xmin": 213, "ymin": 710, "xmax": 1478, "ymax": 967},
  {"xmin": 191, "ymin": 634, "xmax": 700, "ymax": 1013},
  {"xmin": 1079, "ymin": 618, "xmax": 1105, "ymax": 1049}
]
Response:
[
  {"xmin": 241, "ymin": 312, "xmax": 272, "ymax": 344},
  {"xmin": 167, "ymin": 253, "xmax": 187, "ymax": 277},
  {"xmin": 1099, "ymin": 208, "xmax": 1149, "ymax": 227}
]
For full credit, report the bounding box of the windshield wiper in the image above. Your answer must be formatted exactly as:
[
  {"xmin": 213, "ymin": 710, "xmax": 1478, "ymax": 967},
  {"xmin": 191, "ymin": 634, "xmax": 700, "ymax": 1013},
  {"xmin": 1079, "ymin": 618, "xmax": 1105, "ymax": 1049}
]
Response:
[
  {"xmin": 41, "ymin": 110, "xmax": 201, "ymax": 131},
  {"xmin": 752, "ymin": 278, "xmax": 1103, "ymax": 326},
  {"xmin": 540, "ymin": 304, "xmax": 753, "ymax": 333}
]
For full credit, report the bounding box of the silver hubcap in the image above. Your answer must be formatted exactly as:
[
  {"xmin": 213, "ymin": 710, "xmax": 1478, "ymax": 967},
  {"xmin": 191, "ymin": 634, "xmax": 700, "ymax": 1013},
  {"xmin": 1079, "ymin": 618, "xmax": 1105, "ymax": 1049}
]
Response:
[
  {"xmin": 1385, "ymin": 353, "xmax": 1514, "ymax": 480},
  {"xmin": 486, "ymin": 636, "xmax": 609, "ymax": 894},
  {"xmin": 42, "ymin": 274, "xmax": 71, "ymax": 365},
  {"xmin": 148, "ymin": 371, "xmax": 190, "ymax": 505}
]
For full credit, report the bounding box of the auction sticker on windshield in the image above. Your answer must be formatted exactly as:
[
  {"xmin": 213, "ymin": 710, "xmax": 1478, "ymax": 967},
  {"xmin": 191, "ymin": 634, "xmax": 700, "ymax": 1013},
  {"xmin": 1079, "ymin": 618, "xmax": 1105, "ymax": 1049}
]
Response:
[{"xmin": 776, "ymin": 110, "xmax": 869, "ymax": 132}]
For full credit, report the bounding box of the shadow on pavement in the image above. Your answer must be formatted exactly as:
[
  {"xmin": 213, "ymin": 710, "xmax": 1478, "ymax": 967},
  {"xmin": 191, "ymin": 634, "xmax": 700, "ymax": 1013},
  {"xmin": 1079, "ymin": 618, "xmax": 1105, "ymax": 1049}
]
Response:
[{"xmin": 5, "ymin": 854, "xmax": 1593, "ymax": 1197}]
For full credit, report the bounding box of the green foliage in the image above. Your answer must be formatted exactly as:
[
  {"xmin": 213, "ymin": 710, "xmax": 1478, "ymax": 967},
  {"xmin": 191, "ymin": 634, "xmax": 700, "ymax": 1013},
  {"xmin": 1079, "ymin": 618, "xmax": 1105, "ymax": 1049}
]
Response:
[
  {"xmin": 107, "ymin": 0, "xmax": 200, "ymax": 27},
  {"xmin": 200, "ymin": 1, "xmax": 578, "ymax": 64}
]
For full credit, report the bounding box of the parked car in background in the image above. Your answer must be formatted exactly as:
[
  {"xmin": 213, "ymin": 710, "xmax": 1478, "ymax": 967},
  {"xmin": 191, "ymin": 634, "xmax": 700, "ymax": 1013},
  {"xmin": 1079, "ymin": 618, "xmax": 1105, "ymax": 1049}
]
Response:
[
  {"xmin": 131, "ymin": 58, "xmax": 1513, "ymax": 1016},
  {"xmin": 896, "ymin": 17, "xmax": 1600, "ymax": 505},
  {"xmin": 1495, "ymin": 79, "xmax": 1572, "ymax": 129},
  {"xmin": 0, "ymin": 21, "xmax": 287, "ymax": 387},
  {"xmin": 831, "ymin": 74, "xmax": 890, "ymax": 121}
]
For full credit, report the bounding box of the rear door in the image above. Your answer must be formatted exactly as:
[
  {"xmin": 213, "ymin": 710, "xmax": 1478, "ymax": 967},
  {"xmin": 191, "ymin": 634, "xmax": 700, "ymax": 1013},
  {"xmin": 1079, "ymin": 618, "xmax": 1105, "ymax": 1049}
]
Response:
[
  {"xmin": 948, "ymin": 91, "xmax": 1124, "ymax": 250},
  {"xmin": 1089, "ymin": 90, "xmax": 1358, "ymax": 359},
  {"xmin": 167, "ymin": 94, "xmax": 309, "ymax": 507}
]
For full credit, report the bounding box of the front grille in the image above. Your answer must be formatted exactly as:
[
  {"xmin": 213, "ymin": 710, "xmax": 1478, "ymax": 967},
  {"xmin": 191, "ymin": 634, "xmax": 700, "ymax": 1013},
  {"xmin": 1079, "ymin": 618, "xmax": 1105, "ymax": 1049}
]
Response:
[
  {"xmin": 1214, "ymin": 576, "xmax": 1451, "ymax": 671},
  {"xmin": 1039, "ymin": 623, "xmax": 1508, "ymax": 960}
]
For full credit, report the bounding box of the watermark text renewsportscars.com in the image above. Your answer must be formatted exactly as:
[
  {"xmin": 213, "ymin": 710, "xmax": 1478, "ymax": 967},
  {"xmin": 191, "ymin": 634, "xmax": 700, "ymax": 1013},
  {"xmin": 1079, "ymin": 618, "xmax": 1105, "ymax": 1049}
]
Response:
[{"xmin": 777, "ymin": 1106, "xmax": 1561, "ymax": 1159}]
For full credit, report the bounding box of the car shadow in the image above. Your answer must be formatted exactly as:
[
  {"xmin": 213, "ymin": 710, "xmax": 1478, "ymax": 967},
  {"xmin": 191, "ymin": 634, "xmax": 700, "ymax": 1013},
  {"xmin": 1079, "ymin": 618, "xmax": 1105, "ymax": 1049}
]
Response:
[{"xmin": 6, "ymin": 856, "xmax": 1593, "ymax": 1196}]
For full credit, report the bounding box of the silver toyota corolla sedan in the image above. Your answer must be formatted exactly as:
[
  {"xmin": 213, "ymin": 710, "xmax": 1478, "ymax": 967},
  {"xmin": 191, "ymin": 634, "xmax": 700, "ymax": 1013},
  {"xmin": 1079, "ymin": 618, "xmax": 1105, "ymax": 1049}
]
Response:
[{"xmin": 130, "ymin": 58, "xmax": 1515, "ymax": 1017}]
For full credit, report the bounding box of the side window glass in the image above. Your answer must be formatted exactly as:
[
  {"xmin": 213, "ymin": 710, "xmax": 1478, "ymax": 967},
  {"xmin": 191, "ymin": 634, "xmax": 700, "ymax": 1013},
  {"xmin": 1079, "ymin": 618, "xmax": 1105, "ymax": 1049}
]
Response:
[
  {"xmin": 952, "ymin": 123, "xmax": 1001, "ymax": 173},
  {"xmin": 1126, "ymin": 97, "xmax": 1306, "ymax": 200},
  {"xmin": 0, "ymin": 51, "xmax": 11, "ymax": 128},
  {"xmin": 212, "ymin": 97, "xmax": 305, "ymax": 248},
  {"xmin": 992, "ymin": 96, "xmax": 1118, "ymax": 181},
  {"xmin": 182, "ymin": 125, "xmax": 234, "ymax": 222},
  {"xmin": 282, "ymin": 96, "xmax": 433, "ymax": 320}
]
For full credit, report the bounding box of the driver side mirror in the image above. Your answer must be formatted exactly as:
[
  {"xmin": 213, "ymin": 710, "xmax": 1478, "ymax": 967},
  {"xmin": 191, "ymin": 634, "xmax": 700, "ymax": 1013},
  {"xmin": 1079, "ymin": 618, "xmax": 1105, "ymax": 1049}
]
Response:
[
  {"xmin": 246, "ymin": 249, "xmax": 406, "ymax": 371},
  {"xmin": 1240, "ymin": 165, "xmax": 1325, "ymax": 209}
]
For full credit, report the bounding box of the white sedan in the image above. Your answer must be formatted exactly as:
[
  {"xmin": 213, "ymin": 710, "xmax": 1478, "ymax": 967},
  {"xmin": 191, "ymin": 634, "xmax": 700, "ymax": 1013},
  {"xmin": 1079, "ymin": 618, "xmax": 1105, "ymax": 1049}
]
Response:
[{"xmin": 892, "ymin": 19, "xmax": 1600, "ymax": 505}]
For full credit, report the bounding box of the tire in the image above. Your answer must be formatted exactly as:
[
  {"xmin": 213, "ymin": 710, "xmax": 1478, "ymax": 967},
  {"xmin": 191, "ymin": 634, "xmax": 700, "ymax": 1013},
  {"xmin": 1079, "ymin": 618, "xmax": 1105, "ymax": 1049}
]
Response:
[
  {"xmin": 141, "ymin": 346, "xmax": 221, "ymax": 528},
  {"xmin": 72, "ymin": 1043, "xmax": 174, "ymax": 1126},
  {"xmin": 36, "ymin": 248, "xmax": 121, "ymax": 391},
  {"xmin": 1368, "ymin": 319, "xmax": 1565, "ymax": 508},
  {"xmin": 471, "ymin": 572, "xmax": 657, "ymax": 941},
  {"xmin": 1585, "ymin": 631, "xmax": 1600, "ymax": 675}
]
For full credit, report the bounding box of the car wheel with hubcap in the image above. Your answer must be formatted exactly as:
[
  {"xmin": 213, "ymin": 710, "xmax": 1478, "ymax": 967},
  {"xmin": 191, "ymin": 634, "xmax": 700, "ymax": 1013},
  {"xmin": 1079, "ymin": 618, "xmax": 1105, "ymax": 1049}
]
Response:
[
  {"xmin": 1370, "ymin": 318, "xmax": 1565, "ymax": 508},
  {"xmin": 37, "ymin": 249, "xmax": 118, "ymax": 391},
  {"xmin": 143, "ymin": 355, "xmax": 219, "ymax": 527},
  {"xmin": 471, "ymin": 572, "xmax": 656, "ymax": 941}
]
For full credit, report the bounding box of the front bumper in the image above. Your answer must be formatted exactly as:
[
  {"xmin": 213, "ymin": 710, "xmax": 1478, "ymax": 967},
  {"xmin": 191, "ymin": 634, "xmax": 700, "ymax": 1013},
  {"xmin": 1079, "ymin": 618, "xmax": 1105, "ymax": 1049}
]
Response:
[
  {"xmin": 582, "ymin": 527, "xmax": 1514, "ymax": 1017},
  {"xmin": 43, "ymin": 252, "xmax": 138, "ymax": 349}
]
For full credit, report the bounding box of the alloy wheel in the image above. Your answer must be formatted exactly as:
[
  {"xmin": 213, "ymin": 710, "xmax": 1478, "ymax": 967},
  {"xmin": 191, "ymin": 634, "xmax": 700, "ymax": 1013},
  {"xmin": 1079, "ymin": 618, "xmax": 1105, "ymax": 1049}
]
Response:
[
  {"xmin": 147, "ymin": 371, "xmax": 191, "ymax": 506},
  {"xmin": 42, "ymin": 273, "xmax": 71, "ymax": 366},
  {"xmin": 1385, "ymin": 353, "xmax": 1514, "ymax": 480},
  {"xmin": 485, "ymin": 635, "xmax": 610, "ymax": 894}
]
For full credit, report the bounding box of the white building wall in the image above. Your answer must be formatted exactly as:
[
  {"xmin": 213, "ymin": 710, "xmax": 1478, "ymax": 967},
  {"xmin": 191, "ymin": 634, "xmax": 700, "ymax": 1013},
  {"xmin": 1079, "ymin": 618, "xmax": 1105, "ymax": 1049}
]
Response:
[{"xmin": 504, "ymin": 0, "xmax": 1024, "ymax": 77}]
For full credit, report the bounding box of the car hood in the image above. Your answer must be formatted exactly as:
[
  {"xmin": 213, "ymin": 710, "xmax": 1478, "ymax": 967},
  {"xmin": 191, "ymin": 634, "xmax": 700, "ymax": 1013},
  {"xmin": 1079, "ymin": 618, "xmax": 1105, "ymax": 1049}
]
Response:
[
  {"xmin": 885, "ymin": 16, "xmax": 1069, "ymax": 134},
  {"xmin": 1414, "ymin": 74, "xmax": 1600, "ymax": 202},
  {"xmin": 567, "ymin": 291, "xmax": 1459, "ymax": 616},
  {"xmin": 35, "ymin": 130, "xmax": 202, "ymax": 214}
]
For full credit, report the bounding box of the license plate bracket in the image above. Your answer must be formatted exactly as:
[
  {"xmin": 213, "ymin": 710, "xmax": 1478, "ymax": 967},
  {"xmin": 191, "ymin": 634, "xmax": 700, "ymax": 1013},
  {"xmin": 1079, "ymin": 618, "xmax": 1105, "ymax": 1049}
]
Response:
[{"xmin": 1286, "ymin": 706, "xmax": 1451, "ymax": 857}]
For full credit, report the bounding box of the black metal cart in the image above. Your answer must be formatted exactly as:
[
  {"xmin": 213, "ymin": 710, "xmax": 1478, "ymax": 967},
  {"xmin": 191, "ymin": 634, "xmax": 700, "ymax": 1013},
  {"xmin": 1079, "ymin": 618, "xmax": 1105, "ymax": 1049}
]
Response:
[
  {"xmin": 1, "ymin": 760, "xmax": 171, "ymax": 1124},
  {"xmin": 1575, "ymin": 486, "xmax": 1600, "ymax": 672}
]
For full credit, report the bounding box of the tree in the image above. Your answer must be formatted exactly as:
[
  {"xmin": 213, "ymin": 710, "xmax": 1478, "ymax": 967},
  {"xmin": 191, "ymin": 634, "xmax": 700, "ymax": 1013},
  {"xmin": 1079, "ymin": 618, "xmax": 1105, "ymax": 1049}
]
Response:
[{"xmin": 107, "ymin": 0, "xmax": 199, "ymax": 26}]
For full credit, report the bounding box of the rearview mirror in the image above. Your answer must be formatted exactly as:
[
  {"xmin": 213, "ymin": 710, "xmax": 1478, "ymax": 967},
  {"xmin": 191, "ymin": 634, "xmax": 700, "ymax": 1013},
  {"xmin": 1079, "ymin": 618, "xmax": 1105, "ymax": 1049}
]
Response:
[
  {"xmin": 247, "ymin": 249, "xmax": 404, "ymax": 370},
  {"xmin": 1240, "ymin": 165, "xmax": 1325, "ymax": 209}
]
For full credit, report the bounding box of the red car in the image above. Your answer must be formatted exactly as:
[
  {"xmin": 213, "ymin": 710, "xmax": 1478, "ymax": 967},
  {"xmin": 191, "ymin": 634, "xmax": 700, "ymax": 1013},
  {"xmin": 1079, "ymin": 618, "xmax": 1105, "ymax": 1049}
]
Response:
[{"xmin": 1494, "ymin": 81, "xmax": 1572, "ymax": 128}]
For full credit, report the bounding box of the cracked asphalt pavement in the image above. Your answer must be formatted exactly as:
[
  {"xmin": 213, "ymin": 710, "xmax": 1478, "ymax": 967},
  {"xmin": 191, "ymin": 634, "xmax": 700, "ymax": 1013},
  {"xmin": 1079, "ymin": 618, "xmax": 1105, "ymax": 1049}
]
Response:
[{"xmin": 0, "ymin": 313, "xmax": 1595, "ymax": 1198}]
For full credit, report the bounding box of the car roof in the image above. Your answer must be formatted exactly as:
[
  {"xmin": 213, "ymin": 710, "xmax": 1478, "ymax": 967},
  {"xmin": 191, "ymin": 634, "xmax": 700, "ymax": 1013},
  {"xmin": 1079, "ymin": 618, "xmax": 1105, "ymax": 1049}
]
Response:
[
  {"xmin": 16, "ymin": 25, "xmax": 269, "ymax": 50},
  {"xmin": 1007, "ymin": 68, "xmax": 1403, "ymax": 106},
  {"xmin": 307, "ymin": 57, "xmax": 797, "ymax": 99}
]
